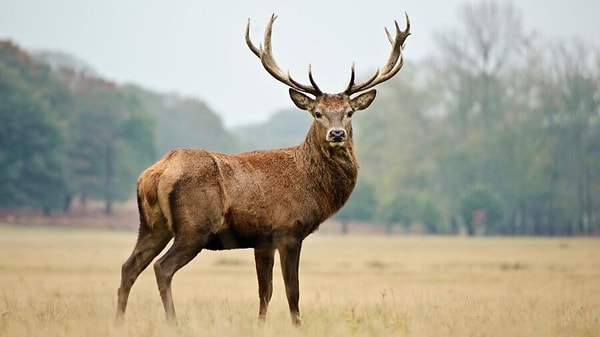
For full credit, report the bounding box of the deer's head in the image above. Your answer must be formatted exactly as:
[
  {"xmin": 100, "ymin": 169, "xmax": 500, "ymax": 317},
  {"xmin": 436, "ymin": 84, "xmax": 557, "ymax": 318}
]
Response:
[{"xmin": 246, "ymin": 14, "xmax": 410, "ymax": 148}]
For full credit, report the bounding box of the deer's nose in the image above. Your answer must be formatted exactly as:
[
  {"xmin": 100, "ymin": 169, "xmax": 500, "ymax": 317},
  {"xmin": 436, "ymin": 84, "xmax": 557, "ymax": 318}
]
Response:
[{"xmin": 328, "ymin": 129, "xmax": 347, "ymax": 142}]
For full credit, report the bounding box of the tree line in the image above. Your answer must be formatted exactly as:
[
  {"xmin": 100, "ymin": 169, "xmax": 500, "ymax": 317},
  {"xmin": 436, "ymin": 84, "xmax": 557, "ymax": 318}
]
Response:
[
  {"xmin": 1, "ymin": 1, "xmax": 598, "ymax": 235},
  {"xmin": 347, "ymin": 2, "xmax": 600, "ymax": 235},
  {"xmin": 0, "ymin": 43, "xmax": 234, "ymax": 215}
]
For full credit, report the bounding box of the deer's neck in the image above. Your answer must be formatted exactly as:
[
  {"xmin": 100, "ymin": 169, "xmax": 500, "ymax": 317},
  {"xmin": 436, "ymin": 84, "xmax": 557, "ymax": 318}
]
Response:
[{"xmin": 298, "ymin": 123, "xmax": 359, "ymax": 218}]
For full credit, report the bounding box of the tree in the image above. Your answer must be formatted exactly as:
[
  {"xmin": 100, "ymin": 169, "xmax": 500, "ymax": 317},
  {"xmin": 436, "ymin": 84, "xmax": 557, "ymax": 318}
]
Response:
[
  {"xmin": 355, "ymin": 60, "xmax": 439, "ymax": 202},
  {"xmin": 65, "ymin": 79, "xmax": 155, "ymax": 215},
  {"xmin": 379, "ymin": 193, "xmax": 419, "ymax": 234},
  {"xmin": 459, "ymin": 184, "xmax": 504, "ymax": 235},
  {"xmin": 353, "ymin": 2, "xmax": 600, "ymax": 236},
  {"xmin": 419, "ymin": 197, "xmax": 442, "ymax": 234},
  {"xmin": 0, "ymin": 40, "xmax": 239, "ymax": 217},
  {"xmin": 432, "ymin": 1, "xmax": 526, "ymax": 179},
  {"xmin": 0, "ymin": 57, "xmax": 69, "ymax": 214},
  {"xmin": 433, "ymin": 0, "xmax": 524, "ymax": 130},
  {"xmin": 431, "ymin": 1, "xmax": 542, "ymax": 235},
  {"xmin": 536, "ymin": 41, "xmax": 600, "ymax": 234},
  {"xmin": 335, "ymin": 179, "xmax": 377, "ymax": 234}
]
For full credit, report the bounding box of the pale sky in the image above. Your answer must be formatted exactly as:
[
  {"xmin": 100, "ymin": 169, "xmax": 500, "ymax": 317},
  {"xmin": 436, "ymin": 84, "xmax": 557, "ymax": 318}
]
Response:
[{"xmin": 1, "ymin": 0, "xmax": 598, "ymax": 127}]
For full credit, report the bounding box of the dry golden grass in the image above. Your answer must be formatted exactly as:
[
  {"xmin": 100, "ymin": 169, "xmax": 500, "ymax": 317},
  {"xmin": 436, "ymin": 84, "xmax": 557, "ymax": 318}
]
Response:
[{"xmin": 0, "ymin": 224, "xmax": 598, "ymax": 337}]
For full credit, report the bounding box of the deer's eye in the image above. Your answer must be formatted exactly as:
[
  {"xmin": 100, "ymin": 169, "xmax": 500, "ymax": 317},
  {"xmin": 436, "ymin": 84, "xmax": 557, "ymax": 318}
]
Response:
[
  {"xmin": 347, "ymin": 111, "xmax": 354, "ymax": 118},
  {"xmin": 315, "ymin": 111, "xmax": 322, "ymax": 119}
]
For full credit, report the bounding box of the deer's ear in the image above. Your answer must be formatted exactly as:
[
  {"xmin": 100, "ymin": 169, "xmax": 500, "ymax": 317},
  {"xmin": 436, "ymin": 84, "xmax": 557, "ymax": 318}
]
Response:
[
  {"xmin": 289, "ymin": 89, "xmax": 315, "ymax": 111},
  {"xmin": 350, "ymin": 90, "xmax": 377, "ymax": 111}
]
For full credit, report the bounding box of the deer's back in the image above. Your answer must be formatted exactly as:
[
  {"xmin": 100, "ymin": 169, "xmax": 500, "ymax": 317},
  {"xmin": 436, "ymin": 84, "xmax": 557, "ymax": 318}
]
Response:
[{"xmin": 138, "ymin": 147, "xmax": 333, "ymax": 247}]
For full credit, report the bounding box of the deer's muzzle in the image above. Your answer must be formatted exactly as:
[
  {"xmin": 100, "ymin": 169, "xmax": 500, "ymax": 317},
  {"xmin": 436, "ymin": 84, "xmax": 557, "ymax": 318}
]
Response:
[{"xmin": 327, "ymin": 128, "xmax": 347, "ymax": 145}]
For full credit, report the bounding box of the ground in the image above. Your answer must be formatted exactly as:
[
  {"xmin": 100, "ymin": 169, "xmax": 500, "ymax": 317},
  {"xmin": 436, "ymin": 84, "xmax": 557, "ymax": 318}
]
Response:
[{"xmin": 0, "ymin": 224, "xmax": 598, "ymax": 337}]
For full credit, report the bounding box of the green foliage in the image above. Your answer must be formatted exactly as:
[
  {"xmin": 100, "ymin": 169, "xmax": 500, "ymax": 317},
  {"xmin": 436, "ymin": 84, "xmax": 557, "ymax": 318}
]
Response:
[
  {"xmin": 355, "ymin": 61, "xmax": 439, "ymax": 200},
  {"xmin": 419, "ymin": 197, "xmax": 442, "ymax": 234},
  {"xmin": 459, "ymin": 185, "xmax": 504, "ymax": 235},
  {"xmin": 379, "ymin": 193, "xmax": 419, "ymax": 233},
  {"xmin": 336, "ymin": 179, "xmax": 377, "ymax": 222},
  {"xmin": 1, "ymin": 1, "xmax": 599, "ymax": 235},
  {"xmin": 232, "ymin": 6, "xmax": 600, "ymax": 236},
  {"xmin": 0, "ymin": 43, "xmax": 70, "ymax": 214},
  {"xmin": 376, "ymin": 193, "xmax": 443, "ymax": 234},
  {"xmin": 0, "ymin": 41, "xmax": 233, "ymax": 215},
  {"xmin": 351, "ymin": 1, "xmax": 600, "ymax": 235},
  {"xmin": 61, "ymin": 78, "xmax": 156, "ymax": 214}
]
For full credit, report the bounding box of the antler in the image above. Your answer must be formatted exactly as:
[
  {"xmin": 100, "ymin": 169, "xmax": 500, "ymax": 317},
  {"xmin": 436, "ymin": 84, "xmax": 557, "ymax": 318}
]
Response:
[
  {"xmin": 344, "ymin": 13, "xmax": 411, "ymax": 95},
  {"xmin": 246, "ymin": 14, "xmax": 323, "ymax": 97}
]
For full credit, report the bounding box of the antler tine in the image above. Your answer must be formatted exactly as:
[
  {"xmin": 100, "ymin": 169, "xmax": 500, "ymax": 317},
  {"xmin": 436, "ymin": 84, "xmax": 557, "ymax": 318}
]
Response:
[
  {"xmin": 347, "ymin": 63, "xmax": 356, "ymax": 90},
  {"xmin": 344, "ymin": 62, "xmax": 382, "ymax": 94},
  {"xmin": 344, "ymin": 13, "xmax": 411, "ymax": 95},
  {"xmin": 384, "ymin": 25, "xmax": 394, "ymax": 44},
  {"xmin": 307, "ymin": 65, "xmax": 323, "ymax": 95},
  {"xmin": 289, "ymin": 65, "xmax": 323, "ymax": 96},
  {"xmin": 246, "ymin": 14, "xmax": 322, "ymax": 96},
  {"xmin": 245, "ymin": 18, "xmax": 261, "ymax": 58}
]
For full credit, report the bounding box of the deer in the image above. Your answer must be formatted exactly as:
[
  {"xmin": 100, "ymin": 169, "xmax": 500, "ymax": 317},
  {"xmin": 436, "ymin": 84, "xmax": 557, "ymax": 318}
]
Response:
[{"xmin": 116, "ymin": 13, "xmax": 410, "ymax": 326}]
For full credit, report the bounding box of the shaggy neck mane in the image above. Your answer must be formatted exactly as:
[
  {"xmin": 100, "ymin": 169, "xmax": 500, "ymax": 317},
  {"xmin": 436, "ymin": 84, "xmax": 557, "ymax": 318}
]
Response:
[{"xmin": 297, "ymin": 122, "xmax": 359, "ymax": 218}]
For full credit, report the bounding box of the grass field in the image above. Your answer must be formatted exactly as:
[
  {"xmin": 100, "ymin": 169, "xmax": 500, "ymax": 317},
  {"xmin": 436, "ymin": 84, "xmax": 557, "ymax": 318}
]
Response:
[{"xmin": 0, "ymin": 224, "xmax": 598, "ymax": 337}]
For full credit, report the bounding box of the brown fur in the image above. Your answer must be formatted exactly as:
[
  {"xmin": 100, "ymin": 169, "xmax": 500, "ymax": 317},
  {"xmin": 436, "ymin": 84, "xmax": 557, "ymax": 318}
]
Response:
[
  {"xmin": 115, "ymin": 92, "xmax": 367, "ymax": 326},
  {"xmin": 116, "ymin": 15, "xmax": 409, "ymax": 327}
]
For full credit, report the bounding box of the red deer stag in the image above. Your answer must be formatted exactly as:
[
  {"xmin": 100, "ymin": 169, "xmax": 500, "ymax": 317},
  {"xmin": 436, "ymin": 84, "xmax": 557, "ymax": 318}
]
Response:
[{"xmin": 116, "ymin": 14, "xmax": 410, "ymax": 326}]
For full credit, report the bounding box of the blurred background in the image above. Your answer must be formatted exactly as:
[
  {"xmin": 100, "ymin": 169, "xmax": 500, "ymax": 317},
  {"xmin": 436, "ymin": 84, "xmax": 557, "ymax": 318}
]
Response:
[{"xmin": 0, "ymin": 0, "xmax": 599, "ymax": 235}]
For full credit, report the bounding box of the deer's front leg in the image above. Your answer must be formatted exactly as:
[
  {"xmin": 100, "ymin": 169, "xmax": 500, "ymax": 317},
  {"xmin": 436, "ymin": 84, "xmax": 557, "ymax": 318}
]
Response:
[
  {"xmin": 254, "ymin": 248, "xmax": 275, "ymax": 323},
  {"xmin": 278, "ymin": 240, "xmax": 302, "ymax": 326}
]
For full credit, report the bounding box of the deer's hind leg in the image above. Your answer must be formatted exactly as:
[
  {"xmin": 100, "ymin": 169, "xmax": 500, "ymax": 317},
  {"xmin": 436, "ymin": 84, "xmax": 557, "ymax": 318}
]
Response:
[
  {"xmin": 153, "ymin": 187, "xmax": 224, "ymax": 325},
  {"xmin": 116, "ymin": 222, "xmax": 172, "ymax": 322},
  {"xmin": 153, "ymin": 233, "xmax": 208, "ymax": 325}
]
